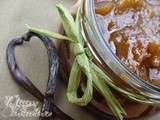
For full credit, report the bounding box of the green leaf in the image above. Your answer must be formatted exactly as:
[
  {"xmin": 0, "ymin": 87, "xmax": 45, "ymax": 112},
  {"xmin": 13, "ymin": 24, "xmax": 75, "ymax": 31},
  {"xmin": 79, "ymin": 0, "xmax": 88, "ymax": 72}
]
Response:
[
  {"xmin": 92, "ymin": 68, "xmax": 126, "ymax": 120},
  {"xmin": 56, "ymin": 4, "xmax": 80, "ymax": 43},
  {"xmin": 67, "ymin": 54, "xmax": 93, "ymax": 106},
  {"xmin": 26, "ymin": 24, "xmax": 74, "ymax": 42},
  {"xmin": 75, "ymin": 53, "xmax": 93, "ymax": 106},
  {"xmin": 75, "ymin": 8, "xmax": 84, "ymax": 46},
  {"xmin": 75, "ymin": 8, "xmax": 81, "ymax": 29},
  {"xmin": 67, "ymin": 60, "xmax": 82, "ymax": 104}
]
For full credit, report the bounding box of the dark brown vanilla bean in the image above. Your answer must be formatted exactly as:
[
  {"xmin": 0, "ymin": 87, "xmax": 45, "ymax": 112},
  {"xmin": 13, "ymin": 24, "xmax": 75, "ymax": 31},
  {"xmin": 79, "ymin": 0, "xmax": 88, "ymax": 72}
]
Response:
[{"xmin": 7, "ymin": 32, "xmax": 73, "ymax": 120}]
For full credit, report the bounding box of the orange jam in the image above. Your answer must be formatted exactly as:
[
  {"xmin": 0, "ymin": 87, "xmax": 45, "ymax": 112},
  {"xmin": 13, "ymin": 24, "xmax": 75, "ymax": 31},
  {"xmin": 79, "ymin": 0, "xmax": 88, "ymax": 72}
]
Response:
[{"xmin": 95, "ymin": 0, "xmax": 160, "ymax": 85}]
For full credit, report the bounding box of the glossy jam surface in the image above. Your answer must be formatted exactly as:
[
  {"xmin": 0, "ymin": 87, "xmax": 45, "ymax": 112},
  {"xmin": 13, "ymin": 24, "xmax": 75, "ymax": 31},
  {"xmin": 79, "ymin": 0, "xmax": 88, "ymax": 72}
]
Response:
[{"xmin": 95, "ymin": 0, "xmax": 160, "ymax": 85}]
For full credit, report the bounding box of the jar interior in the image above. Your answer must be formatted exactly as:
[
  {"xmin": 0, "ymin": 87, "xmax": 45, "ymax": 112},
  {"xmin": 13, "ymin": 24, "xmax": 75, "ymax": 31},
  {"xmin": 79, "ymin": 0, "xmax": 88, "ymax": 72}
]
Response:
[{"xmin": 94, "ymin": 0, "xmax": 160, "ymax": 87}]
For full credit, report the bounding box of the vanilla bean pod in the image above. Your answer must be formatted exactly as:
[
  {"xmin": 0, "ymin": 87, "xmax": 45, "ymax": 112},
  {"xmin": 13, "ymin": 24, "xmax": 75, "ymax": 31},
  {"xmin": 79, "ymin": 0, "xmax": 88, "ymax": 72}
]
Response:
[{"xmin": 7, "ymin": 32, "xmax": 73, "ymax": 120}]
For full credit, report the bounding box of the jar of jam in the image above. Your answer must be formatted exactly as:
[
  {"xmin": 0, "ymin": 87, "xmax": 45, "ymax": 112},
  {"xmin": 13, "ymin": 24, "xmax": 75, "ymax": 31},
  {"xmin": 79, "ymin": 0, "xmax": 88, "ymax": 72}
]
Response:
[{"xmin": 59, "ymin": 0, "xmax": 160, "ymax": 119}]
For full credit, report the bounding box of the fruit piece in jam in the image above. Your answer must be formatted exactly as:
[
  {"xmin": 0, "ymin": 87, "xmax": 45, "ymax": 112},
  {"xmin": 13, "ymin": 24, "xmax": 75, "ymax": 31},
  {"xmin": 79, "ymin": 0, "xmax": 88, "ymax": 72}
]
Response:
[{"xmin": 95, "ymin": 0, "xmax": 160, "ymax": 85}]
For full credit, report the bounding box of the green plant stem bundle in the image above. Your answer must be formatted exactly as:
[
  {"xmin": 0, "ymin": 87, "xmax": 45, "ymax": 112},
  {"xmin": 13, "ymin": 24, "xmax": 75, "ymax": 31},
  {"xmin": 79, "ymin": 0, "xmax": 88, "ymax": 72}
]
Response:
[{"xmin": 27, "ymin": 4, "xmax": 150, "ymax": 120}]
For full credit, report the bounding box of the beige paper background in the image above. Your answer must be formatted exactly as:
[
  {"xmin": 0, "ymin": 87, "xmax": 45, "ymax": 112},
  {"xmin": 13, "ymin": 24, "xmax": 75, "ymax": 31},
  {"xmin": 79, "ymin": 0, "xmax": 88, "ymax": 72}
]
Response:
[{"xmin": 0, "ymin": 0, "xmax": 159, "ymax": 120}]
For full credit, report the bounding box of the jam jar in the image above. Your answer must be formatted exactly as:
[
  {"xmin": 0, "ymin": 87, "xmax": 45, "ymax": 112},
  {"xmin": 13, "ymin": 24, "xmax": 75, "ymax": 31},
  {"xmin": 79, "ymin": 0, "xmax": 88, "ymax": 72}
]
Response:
[{"xmin": 59, "ymin": 0, "xmax": 160, "ymax": 119}]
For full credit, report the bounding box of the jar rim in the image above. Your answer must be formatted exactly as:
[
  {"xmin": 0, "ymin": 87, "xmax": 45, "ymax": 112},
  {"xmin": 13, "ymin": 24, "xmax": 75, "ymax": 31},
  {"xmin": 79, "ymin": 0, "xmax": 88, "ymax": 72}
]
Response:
[{"xmin": 82, "ymin": 0, "xmax": 160, "ymax": 102}]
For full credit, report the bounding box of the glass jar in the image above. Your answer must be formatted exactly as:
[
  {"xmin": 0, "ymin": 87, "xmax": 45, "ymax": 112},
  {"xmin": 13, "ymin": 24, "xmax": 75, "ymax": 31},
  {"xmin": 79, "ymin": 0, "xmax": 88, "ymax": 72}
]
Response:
[
  {"xmin": 59, "ymin": 0, "xmax": 160, "ymax": 119},
  {"xmin": 82, "ymin": 0, "xmax": 160, "ymax": 102}
]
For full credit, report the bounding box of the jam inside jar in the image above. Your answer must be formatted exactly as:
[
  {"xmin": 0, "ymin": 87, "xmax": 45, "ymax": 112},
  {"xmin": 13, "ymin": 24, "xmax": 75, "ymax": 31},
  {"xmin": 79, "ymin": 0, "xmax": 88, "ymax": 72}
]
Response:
[{"xmin": 95, "ymin": 0, "xmax": 160, "ymax": 86}]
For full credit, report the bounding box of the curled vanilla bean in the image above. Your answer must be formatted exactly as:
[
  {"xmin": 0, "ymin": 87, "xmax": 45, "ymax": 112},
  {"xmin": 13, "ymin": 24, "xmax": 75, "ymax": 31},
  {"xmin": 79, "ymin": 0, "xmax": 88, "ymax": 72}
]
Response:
[{"xmin": 7, "ymin": 32, "xmax": 73, "ymax": 120}]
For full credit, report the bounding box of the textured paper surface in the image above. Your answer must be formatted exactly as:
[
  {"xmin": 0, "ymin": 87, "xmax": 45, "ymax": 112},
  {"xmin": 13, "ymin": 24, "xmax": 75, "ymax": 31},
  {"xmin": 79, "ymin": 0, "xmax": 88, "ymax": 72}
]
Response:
[{"xmin": 0, "ymin": 0, "xmax": 159, "ymax": 120}]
